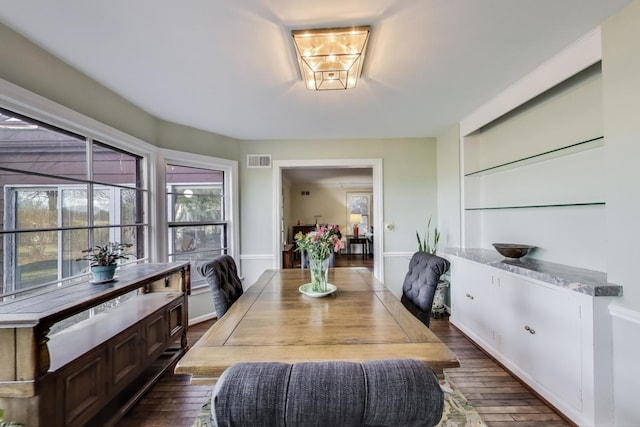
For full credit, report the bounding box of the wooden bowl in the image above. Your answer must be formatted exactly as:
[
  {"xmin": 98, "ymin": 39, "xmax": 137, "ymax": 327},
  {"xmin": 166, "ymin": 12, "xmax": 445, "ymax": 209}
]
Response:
[{"xmin": 492, "ymin": 243, "xmax": 535, "ymax": 259}]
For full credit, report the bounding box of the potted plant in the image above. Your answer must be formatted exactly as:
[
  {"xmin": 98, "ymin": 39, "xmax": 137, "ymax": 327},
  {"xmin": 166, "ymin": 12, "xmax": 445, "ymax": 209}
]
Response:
[
  {"xmin": 416, "ymin": 216, "xmax": 449, "ymax": 318},
  {"xmin": 77, "ymin": 242, "xmax": 133, "ymax": 282},
  {"xmin": 416, "ymin": 216, "xmax": 440, "ymax": 254}
]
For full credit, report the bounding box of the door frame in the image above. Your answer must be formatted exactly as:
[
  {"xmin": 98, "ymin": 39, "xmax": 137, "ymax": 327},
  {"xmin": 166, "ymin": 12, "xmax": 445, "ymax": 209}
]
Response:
[{"xmin": 272, "ymin": 158, "xmax": 384, "ymax": 281}]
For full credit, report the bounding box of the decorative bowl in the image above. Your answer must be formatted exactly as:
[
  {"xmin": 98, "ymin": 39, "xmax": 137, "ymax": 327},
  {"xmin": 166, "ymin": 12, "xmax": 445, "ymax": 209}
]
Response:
[{"xmin": 492, "ymin": 243, "xmax": 535, "ymax": 259}]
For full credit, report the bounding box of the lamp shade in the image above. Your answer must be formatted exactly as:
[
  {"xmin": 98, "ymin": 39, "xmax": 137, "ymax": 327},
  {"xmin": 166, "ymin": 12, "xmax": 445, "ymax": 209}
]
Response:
[
  {"xmin": 349, "ymin": 214, "xmax": 362, "ymax": 224},
  {"xmin": 291, "ymin": 26, "xmax": 371, "ymax": 91}
]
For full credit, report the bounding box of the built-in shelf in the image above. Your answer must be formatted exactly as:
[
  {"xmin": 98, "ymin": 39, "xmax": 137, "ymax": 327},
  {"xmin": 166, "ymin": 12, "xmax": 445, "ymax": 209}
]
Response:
[
  {"xmin": 465, "ymin": 201, "xmax": 605, "ymax": 211},
  {"xmin": 465, "ymin": 136, "xmax": 603, "ymax": 177}
]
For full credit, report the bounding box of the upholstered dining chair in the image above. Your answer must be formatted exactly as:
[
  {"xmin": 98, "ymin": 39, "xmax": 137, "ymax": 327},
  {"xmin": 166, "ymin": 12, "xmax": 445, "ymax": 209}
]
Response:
[
  {"xmin": 401, "ymin": 252, "xmax": 450, "ymax": 327},
  {"xmin": 197, "ymin": 255, "xmax": 243, "ymax": 319},
  {"xmin": 210, "ymin": 359, "xmax": 444, "ymax": 427}
]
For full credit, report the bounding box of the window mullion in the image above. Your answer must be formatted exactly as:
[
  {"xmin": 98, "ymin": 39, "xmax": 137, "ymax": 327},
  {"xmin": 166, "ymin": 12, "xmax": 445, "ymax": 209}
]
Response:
[{"xmin": 87, "ymin": 137, "xmax": 95, "ymax": 248}]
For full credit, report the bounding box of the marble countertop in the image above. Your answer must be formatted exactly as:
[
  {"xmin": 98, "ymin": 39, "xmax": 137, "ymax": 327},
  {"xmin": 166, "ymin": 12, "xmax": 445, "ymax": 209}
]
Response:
[{"xmin": 441, "ymin": 248, "xmax": 623, "ymax": 297}]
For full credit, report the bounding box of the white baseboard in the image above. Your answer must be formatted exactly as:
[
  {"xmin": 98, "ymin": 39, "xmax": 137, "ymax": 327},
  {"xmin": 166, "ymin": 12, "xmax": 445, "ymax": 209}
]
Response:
[{"xmin": 189, "ymin": 312, "xmax": 217, "ymax": 326}]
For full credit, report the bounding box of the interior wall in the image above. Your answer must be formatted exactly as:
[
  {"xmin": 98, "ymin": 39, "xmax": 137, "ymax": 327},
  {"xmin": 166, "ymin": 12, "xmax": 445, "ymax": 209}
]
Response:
[
  {"xmin": 289, "ymin": 184, "xmax": 373, "ymax": 236},
  {"xmin": 156, "ymin": 119, "xmax": 240, "ymax": 160},
  {"xmin": 463, "ymin": 65, "xmax": 606, "ymax": 271},
  {"xmin": 436, "ymin": 124, "xmax": 462, "ymax": 249},
  {"xmin": 602, "ymin": 2, "xmax": 640, "ymax": 425},
  {"xmin": 0, "ymin": 22, "xmax": 157, "ymax": 144},
  {"xmin": 238, "ymin": 138, "xmax": 438, "ymax": 295}
]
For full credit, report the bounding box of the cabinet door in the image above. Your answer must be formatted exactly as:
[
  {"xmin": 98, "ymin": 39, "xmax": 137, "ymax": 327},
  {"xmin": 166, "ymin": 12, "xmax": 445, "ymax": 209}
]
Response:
[
  {"xmin": 56, "ymin": 345, "xmax": 107, "ymax": 427},
  {"xmin": 450, "ymin": 257, "xmax": 497, "ymax": 346},
  {"xmin": 497, "ymin": 274, "xmax": 582, "ymax": 411},
  {"xmin": 109, "ymin": 325, "xmax": 142, "ymax": 395},
  {"xmin": 167, "ymin": 298, "xmax": 186, "ymax": 344},
  {"xmin": 143, "ymin": 310, "xmax": 168, "ymax": 361}
]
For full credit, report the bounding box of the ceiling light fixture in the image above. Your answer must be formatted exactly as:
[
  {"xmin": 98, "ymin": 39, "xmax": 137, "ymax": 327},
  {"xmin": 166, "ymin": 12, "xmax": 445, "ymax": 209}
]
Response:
[{"xmin": 291, "ymin": 26, "xmax": 371, "ymax": 91}]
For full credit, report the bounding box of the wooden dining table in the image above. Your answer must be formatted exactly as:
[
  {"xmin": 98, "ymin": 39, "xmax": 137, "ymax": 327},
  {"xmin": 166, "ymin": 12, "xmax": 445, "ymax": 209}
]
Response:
[{"xmin": 175, "ymin": 267, "xmax": 459, "ymax": 383}]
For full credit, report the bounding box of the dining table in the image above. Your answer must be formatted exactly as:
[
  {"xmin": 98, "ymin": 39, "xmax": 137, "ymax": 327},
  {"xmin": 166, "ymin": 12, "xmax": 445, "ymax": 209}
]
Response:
[{"xmin": 175, "ymin": 267, "xmax": 459, "ymax": 383}]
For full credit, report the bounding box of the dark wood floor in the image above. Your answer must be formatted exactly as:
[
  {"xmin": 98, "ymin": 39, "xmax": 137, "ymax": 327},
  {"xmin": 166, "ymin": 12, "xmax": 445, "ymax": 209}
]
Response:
[
  {"xmin": 116, "ymin": 265, "xmax": 571, "ymax": 427},
  {"xmin": 430, "ymin": 318, "xmax": 572, "ymax": 427},
  {"xmin": 333, "ymin": 252, "xmax": 374, "ymax": 269}
]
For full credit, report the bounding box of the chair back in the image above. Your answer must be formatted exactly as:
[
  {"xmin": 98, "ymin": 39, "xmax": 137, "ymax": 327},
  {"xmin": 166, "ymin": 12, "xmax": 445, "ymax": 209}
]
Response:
[
  {"xmin": 197, "ymin": 255, "xmax": 243, "ymax": 319},
  {"xmin": 401, "ymin": 252, "xmax": 450, "ymax": 327}
]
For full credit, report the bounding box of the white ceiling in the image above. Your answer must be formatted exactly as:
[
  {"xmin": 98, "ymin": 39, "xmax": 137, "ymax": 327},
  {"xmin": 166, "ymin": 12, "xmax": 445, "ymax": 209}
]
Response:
[{"xmin": 0, "ymin": 0, "xmax": 630, "ymax": 141}]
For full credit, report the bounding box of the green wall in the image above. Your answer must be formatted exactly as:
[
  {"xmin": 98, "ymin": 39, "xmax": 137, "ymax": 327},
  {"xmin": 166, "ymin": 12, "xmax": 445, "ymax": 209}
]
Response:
[
  {"xmin": 436, "ymin": 124, "xmax": 461, "ymax": 249},
  {"xmin": 156, "ymin": 119, "xmax": 240, "ymax": 159},
  {"xmin": 238, "ymin": 138, "xmax": 438, "ymax": 294}
]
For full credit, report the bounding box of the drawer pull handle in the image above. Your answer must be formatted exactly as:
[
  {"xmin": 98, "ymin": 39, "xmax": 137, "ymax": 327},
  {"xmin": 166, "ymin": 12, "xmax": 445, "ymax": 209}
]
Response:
[
  {"xmin": 524, "ymin": 325, "xmax": 536, "ymax": 334},
  {"xmin": 465, "ymin": 293, "xmax": 474, "ymax": 300}
]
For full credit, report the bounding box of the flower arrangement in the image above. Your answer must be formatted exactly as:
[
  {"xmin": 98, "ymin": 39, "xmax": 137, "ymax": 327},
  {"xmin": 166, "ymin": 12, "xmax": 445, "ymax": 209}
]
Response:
[
  {"xmin": 77, "ymin": 242, "xmax": 133, "ymax": 267},
  {"xmin": 295, "ymin": 225, "xmax": 344, "ymax": 260}
]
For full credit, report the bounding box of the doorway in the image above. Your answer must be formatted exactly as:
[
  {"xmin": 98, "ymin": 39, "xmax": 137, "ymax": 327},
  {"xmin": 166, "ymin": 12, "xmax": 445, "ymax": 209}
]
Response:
[{"xmin": 272, "ymin": 158, "xmax": 384, "ymax": 280}]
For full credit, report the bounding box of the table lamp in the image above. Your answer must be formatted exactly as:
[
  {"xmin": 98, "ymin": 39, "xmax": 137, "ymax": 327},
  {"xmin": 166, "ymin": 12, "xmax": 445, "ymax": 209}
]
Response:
[{"xmin": 350, "ymin": 214, "xmax": 362, "ymax": 237}]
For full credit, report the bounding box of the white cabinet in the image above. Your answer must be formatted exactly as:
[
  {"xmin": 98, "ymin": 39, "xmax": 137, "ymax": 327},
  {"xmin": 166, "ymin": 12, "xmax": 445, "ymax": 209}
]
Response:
[
  {"xmin": 496, "ymin": 273, "xmax": 582, "ymax": 411},
  {"xmin": 448, "ymin": 253, "xmax": 617, "ymax": 426},
  {"xmin": 450, "ymin": 257, "xmax": 497, "ymax": 347}
]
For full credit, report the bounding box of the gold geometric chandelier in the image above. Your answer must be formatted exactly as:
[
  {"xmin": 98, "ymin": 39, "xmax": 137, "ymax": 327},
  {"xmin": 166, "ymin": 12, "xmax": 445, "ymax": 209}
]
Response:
[{"xmin": 291, "ymin": 26, "xmax": 371, "ymax": 91}]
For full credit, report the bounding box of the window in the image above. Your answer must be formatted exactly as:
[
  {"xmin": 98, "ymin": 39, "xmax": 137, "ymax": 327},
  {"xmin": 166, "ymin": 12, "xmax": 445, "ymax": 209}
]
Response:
[
  {"xmin": 347, "ymin": 192, "xmax": 372, "ymax": 234},
  {"xmin": 166, "ymin": 162, "xmax": 230, "ymax": 287},
  {"xmin": 1, "ymin": 108, "xmax": 146, "ymax": 294}
]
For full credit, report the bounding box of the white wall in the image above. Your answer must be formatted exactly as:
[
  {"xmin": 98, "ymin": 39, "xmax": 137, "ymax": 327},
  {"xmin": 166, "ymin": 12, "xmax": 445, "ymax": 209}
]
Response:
[{"xmin": 602, "ymin": 2, "xmax": 640, "ymax": 425}]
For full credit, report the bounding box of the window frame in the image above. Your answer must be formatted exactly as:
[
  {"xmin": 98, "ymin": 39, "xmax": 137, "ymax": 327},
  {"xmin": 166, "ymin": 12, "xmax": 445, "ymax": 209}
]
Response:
[
  {"xmin": 0, "ymin": 78, "xmax": 239, "ymax": 295},
  {"xmin": 0, "ymin": 79, "xmax": 156, "ymax": 294},
  {"xmin": 158, "ymin": 149, "xmax": 239, "ymax": 289},
  {"xmin": 346, "ymin": 192, "xmax": 372, "ymax": 235},
  {"xmin": 0, "ymin": 123, "xmax": 149, "ymax": 294}
]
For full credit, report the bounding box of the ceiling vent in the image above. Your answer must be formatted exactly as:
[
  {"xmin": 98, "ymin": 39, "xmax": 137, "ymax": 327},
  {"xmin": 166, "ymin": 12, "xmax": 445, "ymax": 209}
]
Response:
[{"xmin": 247, "ymin": 154, "xmax": 272, "ymax": 168}]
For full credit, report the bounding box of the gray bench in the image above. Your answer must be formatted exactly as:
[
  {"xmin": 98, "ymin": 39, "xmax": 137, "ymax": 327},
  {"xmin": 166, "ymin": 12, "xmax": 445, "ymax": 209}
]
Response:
[{"xmin": 211, "ymin": 358, "xmax": 444, "ymax": 427}]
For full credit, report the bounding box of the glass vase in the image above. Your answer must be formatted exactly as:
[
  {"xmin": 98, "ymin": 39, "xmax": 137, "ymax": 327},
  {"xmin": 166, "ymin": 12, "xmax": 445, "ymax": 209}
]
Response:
[{"xmin": 309, "ymin": 255, "xmax": 330, "ymax": 293}]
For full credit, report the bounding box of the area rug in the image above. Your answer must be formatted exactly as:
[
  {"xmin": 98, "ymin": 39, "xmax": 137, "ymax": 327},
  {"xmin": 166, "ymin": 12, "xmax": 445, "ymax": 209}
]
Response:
[{"xmin": 192, "ymin": 373, "xmax": 486, "ymax": 427}]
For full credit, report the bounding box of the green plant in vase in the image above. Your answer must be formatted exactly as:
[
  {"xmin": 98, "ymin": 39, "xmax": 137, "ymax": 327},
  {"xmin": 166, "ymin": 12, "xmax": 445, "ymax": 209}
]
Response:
[{"xmin": 77, "ymin": 242, "xmax": 133, "ymax": 282}]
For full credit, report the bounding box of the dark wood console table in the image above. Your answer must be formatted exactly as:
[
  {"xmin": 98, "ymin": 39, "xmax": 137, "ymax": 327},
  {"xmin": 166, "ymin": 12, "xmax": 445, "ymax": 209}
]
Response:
[
  {"xmin": 346, "ymin": 235, "xmax": 369, "ymax": 258},
  {"xmin": 0, "ymin": 262, "xmax": 190, "ymax": 427}
]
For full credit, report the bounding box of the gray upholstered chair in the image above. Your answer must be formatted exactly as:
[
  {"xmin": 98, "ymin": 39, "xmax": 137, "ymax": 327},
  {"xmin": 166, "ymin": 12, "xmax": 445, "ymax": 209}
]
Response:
[
  {"xmin": 197, "ymin": 255, "xmax": 243, "ymax": 319},
  {"xmin": 210, "ymin": 359, "xmax": 444, "ymax": 427},
  {"xmin": 401, "ymin": 252, "xmax": 450, "ymax": 327}
]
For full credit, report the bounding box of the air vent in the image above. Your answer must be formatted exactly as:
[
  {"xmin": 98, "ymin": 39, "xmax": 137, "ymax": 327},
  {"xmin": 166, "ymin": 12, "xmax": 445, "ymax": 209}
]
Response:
[{"xmin": 247, "ymin": 154, "xmax": 272, "ymax": 168}]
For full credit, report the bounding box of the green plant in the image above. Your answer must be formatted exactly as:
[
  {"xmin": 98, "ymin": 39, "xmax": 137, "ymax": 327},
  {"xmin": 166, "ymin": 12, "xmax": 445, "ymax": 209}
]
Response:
[
  {"xmin": 416, "ymin": 216, "xmax": 440, "ymax": 254},
  {"xmin": 76, "ymin": 242, "xmax": 133, "ymax": 267}
]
